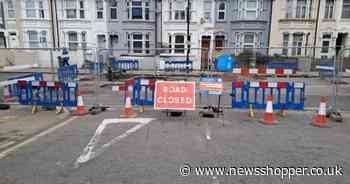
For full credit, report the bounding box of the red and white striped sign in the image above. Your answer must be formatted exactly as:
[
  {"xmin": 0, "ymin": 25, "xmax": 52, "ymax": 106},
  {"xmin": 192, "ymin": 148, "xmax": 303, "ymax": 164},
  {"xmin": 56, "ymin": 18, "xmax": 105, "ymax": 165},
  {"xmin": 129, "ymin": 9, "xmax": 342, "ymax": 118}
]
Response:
[{"xmin": 232, "ymin": 68, "xmax": 294, "ymax": 75}]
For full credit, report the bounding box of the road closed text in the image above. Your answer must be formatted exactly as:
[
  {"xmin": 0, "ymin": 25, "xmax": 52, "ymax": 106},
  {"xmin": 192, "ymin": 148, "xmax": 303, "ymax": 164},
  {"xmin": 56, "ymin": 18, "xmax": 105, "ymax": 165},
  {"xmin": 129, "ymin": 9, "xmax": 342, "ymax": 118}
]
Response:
[{"xmin": 154, "ymin": 81, "xmax": 196, "ymax": 110}]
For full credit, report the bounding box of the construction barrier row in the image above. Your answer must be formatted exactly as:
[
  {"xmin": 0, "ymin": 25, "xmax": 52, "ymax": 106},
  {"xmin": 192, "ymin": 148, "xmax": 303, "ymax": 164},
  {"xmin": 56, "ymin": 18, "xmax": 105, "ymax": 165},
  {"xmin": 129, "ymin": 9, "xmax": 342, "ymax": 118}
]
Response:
[
  {"xmin": 232, "ymin": 67, "xmax": 295, "ymax": 75},
  {"xmin": 17, "ymin": 80, "xmax": 78, "ymax": 107},
  {"xmin": 165, "ymin": 60, "xmax": 193, "ymax": 72},
  {"xmin": 3, "ymin": 73, "xmax": 44, "ymax": 101},
  {"xmin": 232, "ymin": 81, "xmax": 305, "ymax": 110},
  {"xmin": 58, "ymin": 64, "xmax": 78, "ymax": 82}
]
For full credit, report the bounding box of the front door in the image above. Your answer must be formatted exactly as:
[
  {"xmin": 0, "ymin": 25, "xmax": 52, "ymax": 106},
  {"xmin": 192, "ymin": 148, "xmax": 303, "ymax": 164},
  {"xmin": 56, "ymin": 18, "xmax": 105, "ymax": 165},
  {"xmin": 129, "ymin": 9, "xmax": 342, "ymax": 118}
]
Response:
[{"xmin": 201, "ymin": 36, "xmax": 211, "ymax": 70}]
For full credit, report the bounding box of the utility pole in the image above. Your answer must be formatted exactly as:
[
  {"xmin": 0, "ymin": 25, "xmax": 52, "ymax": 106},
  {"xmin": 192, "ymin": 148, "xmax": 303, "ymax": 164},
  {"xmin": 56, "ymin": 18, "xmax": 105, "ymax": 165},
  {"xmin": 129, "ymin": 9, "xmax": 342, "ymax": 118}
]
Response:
[{"xmin": 186, "ymin": 0, "xmax": 190, "ymax": 74}]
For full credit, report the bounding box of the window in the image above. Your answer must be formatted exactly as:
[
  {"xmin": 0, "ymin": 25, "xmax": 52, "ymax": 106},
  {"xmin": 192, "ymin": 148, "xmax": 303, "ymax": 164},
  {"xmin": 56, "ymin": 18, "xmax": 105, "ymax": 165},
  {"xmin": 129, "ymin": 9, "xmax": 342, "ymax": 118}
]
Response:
[
  {"xmin": 243, "ymin": 32, "xmax": 255, "ymax": 48},
  {"xmin": 321, "ymin": 33, "xmax": 332, "ymax": 53},
  {"xmin": 110, "ymin": 0, "xmax": 117, "ymax": 20},
  {"xmin": 68, "ymin": 32, "xmax": 78, "ymax": 49},
  {"xmin": 342, "ymin": 0, "xmax": 350, "ymax": 18},
  {"xmin": 169, "ymin": 0, "xmax": 192, "ymax": 21},
  {"xmin": 282, "ymin": 33, "xmax": 289, "ymax": 55},
  {"xmin": 7, "ymin": 0, "xmax": 15, "ymax": 18},
  {"xmin": 215, "ymin": 35, "xmax": 225, "ymax": 48},
  {"xmin": 38, "ymin": 1, "xmax": 45, "ymax": 18},
  {"xmin": 174, "ymin": 35, "xmax": 185, "ymax": 53},
  {"xmin": 292, "ymin": 33, "xmax": 303, "ymax": 56},
  {"xmin": 128, "ymin": 33, "xmax": 150, "ymax": 54},
  {"xmin": 324, "ymin": 0, "xmax": 334, "ymax": 19},
  {"xmin": 97, "ymin": 34, "xmax": 106, "ymax": 48},
  {"xmin": 286, "ymin": 0, "xmax": 293, "ymax": 18},
  {"xmin": 81, "ymin": 32, "xmax": 87, "ymax": 49},
  {"xmin": 246, "ymin": 0, "xmax": 257, "ymax": 19},
  {"xmin": 65, "ymin": 0, "xmax": 85, "ymax": 19},
  {"xmin": 25, "ymin": 0, "xmax": 36, "ymax": 18},
  {"xmin": 79, "ymin": 0, "xmax": 85, "ymax": 18},
  {"xmin": 127, "ymin": 1, "xmax": 150, "ymax": 20},
  {"xmin": 217, "ymin": 2, "xmax": 225, "ymax": 21},
  {"xmin": 0, "ymin": 32, "xmax": 5, "ymax": 48},
  {"xmin": 168, "ymin": 35, "xmax": 172, "ymax": 53},
  {"xmin": 296, "ymin": 0, "xmax": 307, "ymax": 18},
  {"xmin": 40, "ymin": 31, "xmax": 47, "ymax": 48},
  {"xmin": 0, "ymin": 2, "xmax": 4, "ymax": 27},
  {"xmin": 28, "ymin": 31, "xmax": 39, "ymax": 48},
  {"xmin": 96, "ymin": 0, "xmax": 104, "ymax": 19},
  {"xmin": 109, "ymin": 34, "xmax": 118, "ymax": 48}
]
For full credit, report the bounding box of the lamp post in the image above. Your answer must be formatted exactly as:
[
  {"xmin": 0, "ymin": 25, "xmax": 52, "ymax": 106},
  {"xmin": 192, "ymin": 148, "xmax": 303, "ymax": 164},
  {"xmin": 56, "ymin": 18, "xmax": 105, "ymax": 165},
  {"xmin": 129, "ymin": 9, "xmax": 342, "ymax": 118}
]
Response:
[{"xmin": 186, "ymin": 0, "xmax": 190, "ymax": 74}]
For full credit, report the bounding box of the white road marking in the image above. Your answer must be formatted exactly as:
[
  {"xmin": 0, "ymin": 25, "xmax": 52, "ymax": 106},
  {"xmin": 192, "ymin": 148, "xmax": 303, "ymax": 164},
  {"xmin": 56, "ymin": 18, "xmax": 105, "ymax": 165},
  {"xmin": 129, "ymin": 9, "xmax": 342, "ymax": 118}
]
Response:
[
  {"xmin": 0, "ymin": 116, "xmax": 78, "ymax": 159},
  {"xmin": 75, "ymin": 118, "xmax": 154, "ymax": 166}
]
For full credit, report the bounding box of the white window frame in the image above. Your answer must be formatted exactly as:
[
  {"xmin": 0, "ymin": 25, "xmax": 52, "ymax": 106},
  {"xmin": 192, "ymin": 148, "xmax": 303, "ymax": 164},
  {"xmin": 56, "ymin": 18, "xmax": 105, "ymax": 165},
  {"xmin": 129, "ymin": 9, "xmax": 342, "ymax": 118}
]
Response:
[
  {"xmin": 109, "ymin": 33, "xmax": 119, "ymax": 49},
  {"xmin": 25, "ymin": 0, "xmax": 36, "ymax": 18},
  {"xmin": 6, "ymin": 0, "xmax": 15, "ymax": 19},
  {"xmin": 324, "ymin": 0, "xmax": 335, "ymax": 19},
  {"xmin": 282, "ymin": 33, "xmax": 290, "ymax": 56},
  {"xmin": 245, "ymin": 0, "xmax": 258, "ymax": 19},
  {"xmin": 127, "ymin": 32, "xmax": 150, "ymax": 54},
  {"xmin": 65, "ymin": 0, "xmax": 85, "ymax": 19},
  {"xmin": 243, "ymin": 32, "xmax": 255, "ymax": 48},
  {"xmin": 96, "ymin": 0, "xmax": 104, "ymax": 19},
  {"xmin": 27, "ymin": 30, "xmax": 46, "ymax": 48},
  {"xmin": 342, "ymin": 0, "xmax": 350, "ymax": 18},
  {"xmin": 97, "ymin": 34, "xmax": 107, "ymax": 48},
  {"xmin": 110, "ymin": 0, "xmax": 118, "ymax": 20},
  {"xmin": 217, "ymin": 2, "xmax": 226, "ymax": 21},
  {"xmin": 292, "ymin": 33, "xmax": 304, "ymax": 56},
  {"xmin": 67, "ymin": 31, "xmax": 79, "ymax": 49},
  {"xmin": 81, "ymin": 31, "xmax": 87, "ymax": 49},
  {"xmin": 38, "ymin": 0, "xmax": 45, "ymax": 18},
  {"xmin": 127, "ymin": 0, "xmax": 150, "ymax": 20},
  {"xmin": 321, "ymin": 33, "xmax": 332, "ymax": 54},
  {"xmin": 168, "ymin": 0, "xmax": 192, "ymax": 21}
]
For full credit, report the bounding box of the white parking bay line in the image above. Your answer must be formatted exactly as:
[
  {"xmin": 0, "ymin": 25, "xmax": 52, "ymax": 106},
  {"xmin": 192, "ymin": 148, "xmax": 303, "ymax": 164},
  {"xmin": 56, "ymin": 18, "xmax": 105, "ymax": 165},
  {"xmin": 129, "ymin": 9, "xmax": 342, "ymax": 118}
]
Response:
[
  {"xmin": 75, "ymin": 118, "xmax": 154, "ymax": 167},
  {"xmin": 0, "ymin": 116, "xmax": 78, "ymax": 159}
]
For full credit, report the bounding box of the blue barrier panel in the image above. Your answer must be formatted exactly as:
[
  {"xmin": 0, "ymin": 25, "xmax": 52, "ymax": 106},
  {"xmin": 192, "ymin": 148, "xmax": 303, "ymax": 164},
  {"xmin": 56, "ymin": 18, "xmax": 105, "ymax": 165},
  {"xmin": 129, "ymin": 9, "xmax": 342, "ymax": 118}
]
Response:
[
  {"xmin": 132, "ymin": 78, "xmax": 155, "ymax": 106},
  {"xmin": 316, "ymin": 64, "xmax": 337, "ymax": 78},
  {"xmin": 165, "ymin": 60, "xmax": 193, "ymax": 72},
  {"xmin": 7, "ymin": 72, "xmax": 44, "ymax": 98},
  {"xmin": 267, "ymin": 62, "xmax": 298, "ymax": 70},
  {"xmin": 88, "ymin": 62, "xmax": 104, "ymax": 74},
  {"xmin": 17, "ymin": 80, "xmax": 78, "ymax": 107},
  {"xmin": 231, "ymin": 81, "xmax": 248, "ymax": 108},
  {"xmin": 232, "ymin": 81, "xmax": 305, "ymax": 110},
  {"xmin": 112, "ymin": 59, "xmax": 139, "ymax": 71},
  {"xmin": 58, "ymin": 65, "xmax": 78, "ymax": 82}
]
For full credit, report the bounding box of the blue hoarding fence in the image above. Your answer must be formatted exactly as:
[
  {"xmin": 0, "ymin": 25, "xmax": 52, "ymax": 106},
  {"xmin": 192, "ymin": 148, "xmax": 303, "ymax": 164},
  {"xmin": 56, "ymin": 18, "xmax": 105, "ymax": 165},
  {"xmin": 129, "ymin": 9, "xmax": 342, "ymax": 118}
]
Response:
[
  {"xmin": 6, "ymin": 72, "xmax": 44, "ymax": 98},
  {"xmin": 120, "ymin": 78, "xmax": 155, "ymax": 106},
  {"xmin": 232, "ymin": 80, "xmax": 305, "ymax": 110},
  {"xmin": 316, "ymin": 64, "xmax": 337, "ymax": 78},
  {"xmin": 165, "ymin": 60, "xmax": 193, "ymax": 72},
  {"xmin": 17, "ymin": 80, "xmax": 78, "ymax": 107},
  {"xmin": 58, "ymin": 64, "xmax": 78, "ymax": 82},
  {"xmin": 112, "ymin": 59, "xmax": 139, "ymax": 71}
]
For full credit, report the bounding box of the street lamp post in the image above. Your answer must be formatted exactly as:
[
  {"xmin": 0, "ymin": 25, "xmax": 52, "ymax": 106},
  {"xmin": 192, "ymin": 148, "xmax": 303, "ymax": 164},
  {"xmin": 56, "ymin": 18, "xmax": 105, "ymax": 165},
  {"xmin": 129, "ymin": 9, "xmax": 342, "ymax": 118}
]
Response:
[{"xmin": 186, "ymin": 0, "xmax": 190, "ymax": 74}]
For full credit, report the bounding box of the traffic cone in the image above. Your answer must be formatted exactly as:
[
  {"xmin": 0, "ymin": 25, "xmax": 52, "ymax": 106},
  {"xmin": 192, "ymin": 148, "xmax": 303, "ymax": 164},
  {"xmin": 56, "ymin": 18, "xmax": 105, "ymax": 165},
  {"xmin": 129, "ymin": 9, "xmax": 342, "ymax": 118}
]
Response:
[
  {"xmin": 73, "ymin": 89, "xmax": 88, "ymax": 115},
  {"xmin": 120, "ymin": 92, "xmax": 137, "ymax": 118},
  {"xmin": 3, "ymin": 86, "xmax": 14, "ymax": 102},
  {"xmin": 312, "ymin": 96, "xmax": 329, "ymax": 127},
  {"xmin": 261, "ymin": 95, "xmax": 276, "ymax": 125}
]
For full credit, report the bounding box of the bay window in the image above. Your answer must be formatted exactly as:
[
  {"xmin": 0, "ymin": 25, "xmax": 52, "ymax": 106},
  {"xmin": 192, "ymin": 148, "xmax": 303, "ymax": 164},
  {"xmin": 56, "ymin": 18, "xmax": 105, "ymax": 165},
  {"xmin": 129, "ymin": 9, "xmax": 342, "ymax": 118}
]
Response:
[{"xmin": 128, "ymin": 33, "xmax": 150, "ymax": 54}]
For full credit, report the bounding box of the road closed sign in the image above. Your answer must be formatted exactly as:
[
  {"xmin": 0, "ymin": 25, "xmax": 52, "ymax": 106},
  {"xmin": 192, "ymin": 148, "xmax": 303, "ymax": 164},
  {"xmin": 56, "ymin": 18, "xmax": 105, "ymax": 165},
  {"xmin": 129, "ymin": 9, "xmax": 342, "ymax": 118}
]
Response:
[{"xmin": 154, "ymin": 81, "xmax": 196, "ymax": 110}]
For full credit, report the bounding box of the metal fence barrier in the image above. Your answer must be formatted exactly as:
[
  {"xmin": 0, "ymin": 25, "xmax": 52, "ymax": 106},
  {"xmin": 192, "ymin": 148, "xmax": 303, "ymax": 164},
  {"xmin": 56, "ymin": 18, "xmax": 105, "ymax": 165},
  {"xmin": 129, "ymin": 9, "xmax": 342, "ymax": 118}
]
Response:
[
  {"xmin": 17, "ymin": 80, "xmax": 78, "ymax": 107},
  {"xmin": 232, "ymin": 80, "xmax": 305, "ymax": 110},
  {"xmin": 164, "ymin": 60, "xmax": 193, "ymax": 72},
  {"xmin": 58, "ymin": 64, "xmax": 78, "ymax": 82},
  {"xmin": 112, "ymin": 58, "xmax": 139, "ymax": 72},
  {"xmin": 7, "ymin": 72, "xmax": 44, "ymax": 98}
]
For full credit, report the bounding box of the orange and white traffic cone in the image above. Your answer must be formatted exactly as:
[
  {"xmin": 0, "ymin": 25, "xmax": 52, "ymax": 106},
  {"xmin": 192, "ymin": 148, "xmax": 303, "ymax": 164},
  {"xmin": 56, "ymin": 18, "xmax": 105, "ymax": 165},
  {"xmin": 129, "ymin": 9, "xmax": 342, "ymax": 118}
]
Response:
[
  {"xmin": 73, "ymin": 89, "xmax": 88, "ymax": 115},
  {"xmin": 120, "ymin": 91, "xmax": 137, "ymax": 118},
  {"xmin": 261, "ymin": 95, "xmax": 276, "ymax": 125},
  {"xmin": 3, "ymin": 85, "xmax": 14, "ymax": 102},
  {"xmin": 312, "ymin": 96, "xmax": 329, "ymax": 127}
]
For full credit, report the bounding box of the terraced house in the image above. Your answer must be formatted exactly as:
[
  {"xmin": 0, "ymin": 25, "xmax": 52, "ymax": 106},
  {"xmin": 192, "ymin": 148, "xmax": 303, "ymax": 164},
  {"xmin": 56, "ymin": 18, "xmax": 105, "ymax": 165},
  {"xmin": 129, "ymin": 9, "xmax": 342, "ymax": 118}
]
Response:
[{"xmin": 160, "ymin": 0, "xmax": 272, "ymax": 70}]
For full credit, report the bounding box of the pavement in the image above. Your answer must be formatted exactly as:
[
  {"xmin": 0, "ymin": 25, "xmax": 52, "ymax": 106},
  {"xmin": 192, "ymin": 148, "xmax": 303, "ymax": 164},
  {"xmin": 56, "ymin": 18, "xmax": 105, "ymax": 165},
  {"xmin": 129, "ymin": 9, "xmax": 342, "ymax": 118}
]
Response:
[{"xmin": 0, "ymin": 75, "xmax": 349, "ymax": 183}]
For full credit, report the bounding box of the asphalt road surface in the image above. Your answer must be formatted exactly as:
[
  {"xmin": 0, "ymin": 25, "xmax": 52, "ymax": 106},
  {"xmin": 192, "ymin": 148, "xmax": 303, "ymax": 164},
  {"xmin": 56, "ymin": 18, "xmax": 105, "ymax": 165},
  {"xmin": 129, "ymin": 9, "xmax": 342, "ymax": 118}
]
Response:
[{"xmin": 0, "ymin": 109, "xmax": 349, "ymax": 184}]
